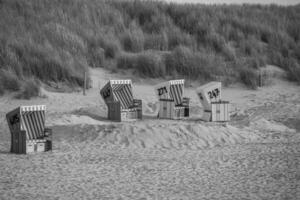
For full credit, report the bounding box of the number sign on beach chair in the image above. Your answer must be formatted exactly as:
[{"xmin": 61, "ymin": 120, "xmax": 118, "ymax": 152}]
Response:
[
  {"xmin": 196, "ymin": 82, "xmax": 230, "ymax": 122},
  {"xmin": 100, "ymin": 80, "xmax": 142, "ymax": 122},
  {"xmin": 6, "ymin": 105, "xmax": 52, "ymax": 154},
  {"xmin": 155, "ymin": 79, "xmax": 190, "ymax": 119}
]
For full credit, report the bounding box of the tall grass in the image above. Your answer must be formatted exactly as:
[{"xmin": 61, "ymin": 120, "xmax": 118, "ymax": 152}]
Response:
[
  {"xmin": 15, "ymin": 79, "xmax": 40, "ymax": 99},
  {"xmin": 121, "ymin": 22, "xmax": 145, "ymax": 52},
  {"xmin": 0, "ymin": 0, "xmax": 300, "ymax": 94},
  {"xmin": 165, "ymin": 46, "xmax": 227, "ymax": 81},
  {"xmin": 239, "ymin": 68, "xmax": 259, "ymax": 89},
  {"xmin": 117, "ymin": 51, "xmax": 166, "ymax": 78},
  {"xmin": 0, "ymin": 69, "xmax": 21, "ymax": 91}
]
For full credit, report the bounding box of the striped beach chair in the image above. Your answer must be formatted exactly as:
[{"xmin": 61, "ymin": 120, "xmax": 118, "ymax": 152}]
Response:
[
  {"xmin": 6, "ymin": 105, "xmax": 52, "ymax": 154},
  {"xmin": 100, "ymin": 80, "xmax": 142, "ymax": 122},
  {"xmin": 155, "ymin": 79, "xmax": 190, "ymax": 119},
  {"xmin": 196, "ymin": 82, "xmax": 230, "ymax": 122}
]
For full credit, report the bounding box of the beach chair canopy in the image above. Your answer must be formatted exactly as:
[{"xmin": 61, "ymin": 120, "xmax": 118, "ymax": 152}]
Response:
[
  {"xmin": 196, "ymin": 81, "xmax": 221, "ymax": 109},
  {"xmin": 155, "ymin": 79, "xmax": 185, "ymax": 106},
  {"xmin": 100, "ymin": 80, "xmax": 134, "ymax": 109},
  {"xmin": 6, "ymin": 105, "xmax": 46, "ymax": 140}
]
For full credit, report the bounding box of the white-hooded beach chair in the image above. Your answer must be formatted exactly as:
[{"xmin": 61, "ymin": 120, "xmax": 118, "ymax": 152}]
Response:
[
  {"xmin": 196, "ymin": 82, "xmax": 230, "ymax": 122},
  {"xmin": 155, "ymin": 79, "xmax": 190, "ymax": 119},
  {"xmin": 6, "ymin": 105, "xmax": 52, "ymax": 154},
  {"xmin": 100, "ymin": 80, "xmax": 142, "ymax": 122}
]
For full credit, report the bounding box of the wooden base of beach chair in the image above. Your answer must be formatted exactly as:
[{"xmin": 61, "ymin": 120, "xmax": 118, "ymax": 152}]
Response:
[
  {"xmin": 107, "ymin": 101, "xmax": 142, "ymax": 122},
  {"xmin": 159, "ymin": 99, "xmax": 189, "ymax": 119},
  {"xmin": 211, "ymin": 101, "xmax": 230, "ymax": 122},
  {"xmin": 26, "ymin": 140, "xmax": 51, "ymax": 154},
  {"xmin": 173, "ymin": 106, "xmax": 187, "ymax": 119},
  {"xmin": 11, "ymin": 130, "xmax": 26, "ymax": 154},
  {"xmin": 10, "ymin": 130, "xmax": 52, "ymax": 154},
  {"xmin": 201, "ymin": 101, "xmax": 230, "ymax": 122},
  {"xmin": 202, "ymin": 110, "xmax": 212, "ymax": 122},
  {"xmin": 121, "ymin": 109, "xmax": 142, "ymax": 121}
]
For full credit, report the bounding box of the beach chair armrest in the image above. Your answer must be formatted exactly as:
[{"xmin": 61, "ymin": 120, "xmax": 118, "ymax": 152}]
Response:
[
  {"xmin": 182, "ymin": 97, "xmax": 190, "ymax": 107},
  {"xmin": 44, "ymin": 128, "xmax": 52, "ymax": 138},
  {"xmin": 159, "ymin": 98, "xmax": 174, "ymax": 102},
  {"xmin": 133, "ymin": 99, "xmax": 142, "ymax": 109}
]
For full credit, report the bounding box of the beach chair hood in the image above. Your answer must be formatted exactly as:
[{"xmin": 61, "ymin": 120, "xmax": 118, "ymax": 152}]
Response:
[
  {"xmin": 155, "ymin": 79, "xmax": 185, "ymax": 106},
  {"xmin": 196, "ymin": 81, "xmax": 221, "ymax": 109},
  {"xmin": 6, "ymin": 105, "xmax": 46, "ymax": 140},
  {"xmin": 100, "ymin": 80, "xmax": 134, "ymax": 109}
]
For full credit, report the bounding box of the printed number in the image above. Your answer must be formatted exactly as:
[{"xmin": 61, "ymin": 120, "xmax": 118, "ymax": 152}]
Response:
[
  {"xmin": 215, "ymin": 88, "xmax": 219, "ymax": 97},
  {"xmin": 208, "ymin": 91, "xmax": 213, "ymax": 99},
  {"xmin": 158, "ymin": 87, "xmax": 167, "ymax": 96},
  {"xmin": 102, "ymin": 88, "xmax": 111, "ymax": 99},
  {"xmin": 208, "ymin": 88, "xmax": 220, "ymax": 99}
]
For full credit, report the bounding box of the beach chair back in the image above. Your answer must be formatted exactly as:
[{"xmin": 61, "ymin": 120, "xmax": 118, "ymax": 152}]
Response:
[
  {"xmin": 155, "ymin": 79, "xmax": 185, "ymax": 106},
  {"xmin": 196, "ymin": 82, "xmax": 221, "ymax": 110},
  {"xmin": 6, "ymin": 105, "xmax": 46, "ymax": 140},
  {"xmin": 100, "ymin": 80, "xmax": 134, "ymax": 109}
]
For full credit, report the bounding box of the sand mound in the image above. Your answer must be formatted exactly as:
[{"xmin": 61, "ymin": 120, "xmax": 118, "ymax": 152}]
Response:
[
  {"xmin": 51, "ymin": 120, "xmax": 260, "ymax": 150},
  {"xmin": 250, "ymin": 118, "xmax": 296, "ymax": 133},
  {"xmin": 48, "ymin": 114, "xmax": 109, "ymax": 126}
]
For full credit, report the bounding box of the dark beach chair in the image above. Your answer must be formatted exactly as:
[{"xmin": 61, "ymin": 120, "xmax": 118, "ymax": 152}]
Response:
[
  {"xmin": 100, "ymin": 80, "xmax": 142, "ymax": 122},
  {"xmin": 6, "ymin": 105, "xmax": 52, "ymax": 154}
]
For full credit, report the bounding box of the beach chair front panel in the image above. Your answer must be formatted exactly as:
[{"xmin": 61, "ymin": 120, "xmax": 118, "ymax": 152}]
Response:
[
  {"xmin": 211, "ymin": 101, "xmax": 230, "ymax": 122},
  {"xmin": 111, "ymin": 83, "xmax": 133, "ymax": 109},
  {"xmin": 20, "ymin": 106, "xmax": 46, "ymax": 140},
  {"xmin": 159, "ymin": 100, "xmax": 175, "ymax": 119},
  {"xmin": 169, "ymin": 80, "xmax": 184, "ymax": 106}
]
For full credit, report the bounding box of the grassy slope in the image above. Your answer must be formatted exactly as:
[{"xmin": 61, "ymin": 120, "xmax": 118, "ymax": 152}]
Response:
[{"xmin": 0, "ymin": 0, "xmax": 299, "ymax": 96}]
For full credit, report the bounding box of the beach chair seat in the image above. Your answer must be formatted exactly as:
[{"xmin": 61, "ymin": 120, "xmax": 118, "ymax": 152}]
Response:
[
  {"xmin": 100, "ymin": 80, "xmax": 142, "ymax": 122},
  {"xmin": 155, "ymin": 79, "xmax": 190, "ymax": 119},
  {"xmin": 6, "ymin": 105, "xmax": 52, "ymax": 154}
]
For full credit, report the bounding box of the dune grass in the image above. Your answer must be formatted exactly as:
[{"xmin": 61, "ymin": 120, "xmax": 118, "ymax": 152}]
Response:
[
  {"xmin": 14, "ymin": 79, "xmax": 41, "ymax": 99},
  {"xmin": 0, "ymin": 0, "xmax": 299, "ymax": 97}
]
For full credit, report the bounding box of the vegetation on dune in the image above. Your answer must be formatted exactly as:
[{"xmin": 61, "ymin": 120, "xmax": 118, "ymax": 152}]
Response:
[
  {"xmin": 0, "ymin": 0, "xmax": 300, "ymax": 97},
  {"xmin": 118, "ymin": 51, "xmax": 166, "ymax": 77},
  {"xmin": 15, "ymin": 79, "xmax": 41, "ymax": 99}
]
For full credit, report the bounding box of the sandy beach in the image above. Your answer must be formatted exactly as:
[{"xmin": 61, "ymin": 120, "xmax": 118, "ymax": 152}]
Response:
[{"xmin": 0, "ymin": 67, "xmax": 299, "ymax": 199}]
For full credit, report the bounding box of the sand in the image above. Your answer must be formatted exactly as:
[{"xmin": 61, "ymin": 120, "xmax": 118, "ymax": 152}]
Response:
[{"xmin": 0, "ymin": 67, "xmax": 299, "ymax": 199}]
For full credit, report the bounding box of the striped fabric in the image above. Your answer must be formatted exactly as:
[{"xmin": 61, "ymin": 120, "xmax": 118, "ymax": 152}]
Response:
[
  {"xmin": 111, "ymin": 83, "xmax": 133, "ymax": 109},
  {"xmin": 100, "ymin": 80, "xmax": 134, "ymax": 109},
  {"xmin": 20, "ymin": 106, "xmax": 46, "ymax": 140},
  {"xmin": 169, "ymin": 80, "xmax": 184, "ymax": 106}
]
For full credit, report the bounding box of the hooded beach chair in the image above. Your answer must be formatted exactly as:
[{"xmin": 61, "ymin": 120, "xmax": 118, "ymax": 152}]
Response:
[
  {"xmin": 100, "ymin": 80, "xmax": 142, "ymax": 122},
  {"xmin": 196, "ymin": 82, "xmax": 230, "ymax": 122},
  {"xmin": 6, "ymin": 105, "xmax": 52, "ymax": 154},
  {"xmin": 155, "ymin": 79, "xmax": 190, "ymax": 119}
]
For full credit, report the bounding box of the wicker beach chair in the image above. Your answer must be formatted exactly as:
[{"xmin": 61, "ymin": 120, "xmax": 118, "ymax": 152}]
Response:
[
  {"xmin": 100, "ymin": 80, "xmax": 142, "ymax": 122},
  {"xmin": 155, "ymin": 79, "xmax": 190, "ymax": 119},
  {"xmin": 196, "ymin": 82, "xmax": 230, "ymax": 122},
  {"xmin": 6, "ymin": 105, "xmax": 52, "ymax": 154}
]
